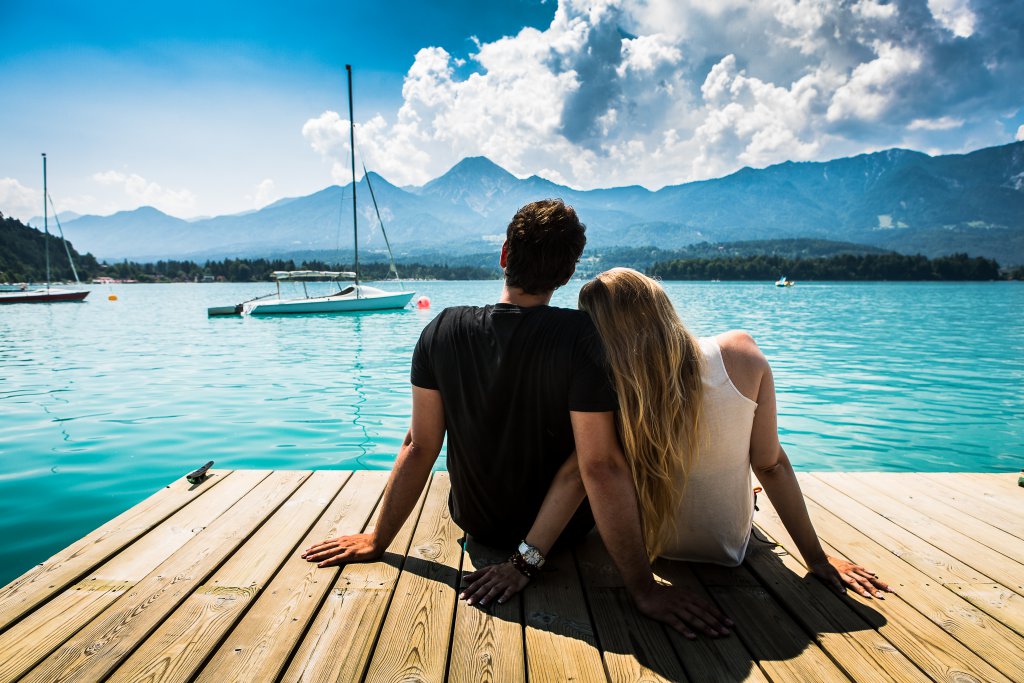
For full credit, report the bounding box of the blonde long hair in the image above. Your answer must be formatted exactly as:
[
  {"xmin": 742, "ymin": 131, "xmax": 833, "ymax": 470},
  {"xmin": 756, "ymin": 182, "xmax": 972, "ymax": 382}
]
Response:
[{"xmin": 578, "ymin": 268, "xmax": 704, "ymax": 559}]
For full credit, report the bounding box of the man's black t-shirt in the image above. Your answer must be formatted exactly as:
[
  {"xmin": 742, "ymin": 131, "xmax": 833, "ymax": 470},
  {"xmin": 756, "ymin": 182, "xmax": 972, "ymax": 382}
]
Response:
[{"xmin": 411, "ymin": 303, "xmax": 618, "ymax": 546}]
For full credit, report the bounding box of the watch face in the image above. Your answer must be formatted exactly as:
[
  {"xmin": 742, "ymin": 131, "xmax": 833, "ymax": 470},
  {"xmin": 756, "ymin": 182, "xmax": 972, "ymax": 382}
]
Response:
[{"xmin": 519, "ymin": 542, "xmax": 545, "ymax": 567}]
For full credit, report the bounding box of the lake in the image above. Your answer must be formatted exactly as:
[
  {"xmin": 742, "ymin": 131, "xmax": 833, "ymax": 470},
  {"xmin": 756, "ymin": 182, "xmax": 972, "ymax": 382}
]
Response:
[{"xmin": 0, "ymin": 279, "xmax": 1021, "ymax": 586}]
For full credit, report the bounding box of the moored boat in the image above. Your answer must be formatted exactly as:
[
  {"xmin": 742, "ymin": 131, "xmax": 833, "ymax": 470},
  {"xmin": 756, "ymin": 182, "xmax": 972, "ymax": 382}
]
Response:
[
  {"xmin": 3, "ymin": 154, "xmax": 90, "ymax": 304},
  {"xmin": 208, "ymin": 65, "xmax": 413, "ymax": 317}
]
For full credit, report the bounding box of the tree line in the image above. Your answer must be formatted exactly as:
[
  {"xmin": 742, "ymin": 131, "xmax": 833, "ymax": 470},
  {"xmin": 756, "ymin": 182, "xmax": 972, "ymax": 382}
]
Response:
[{"xmin": 649, "ymin": 252, "xmax": 1006, "ymax": 281}]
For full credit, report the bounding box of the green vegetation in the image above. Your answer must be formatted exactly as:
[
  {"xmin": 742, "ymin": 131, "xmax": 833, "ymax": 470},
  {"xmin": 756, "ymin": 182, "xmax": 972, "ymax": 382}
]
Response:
[
  {"xmin": 650, "ymin": 252, "xmax": 1003, "ymax": 281},
  {"xmin": 99, "ymin": 258, "xmax": 497, "ymax": 282},
  {"xmin": 579, "ymin": 239, "xmax": 892, "ymax": 276},
  {"xmin": 1, "ymin": 213, "xmax": 100, "ymax": 282}
]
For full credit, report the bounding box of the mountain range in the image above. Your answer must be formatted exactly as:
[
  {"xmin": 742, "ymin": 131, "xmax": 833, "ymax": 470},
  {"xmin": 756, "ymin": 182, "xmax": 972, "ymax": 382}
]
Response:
[{"xmin": 38, "ymin": 141, "xmax": 1024, "ymax": 265}]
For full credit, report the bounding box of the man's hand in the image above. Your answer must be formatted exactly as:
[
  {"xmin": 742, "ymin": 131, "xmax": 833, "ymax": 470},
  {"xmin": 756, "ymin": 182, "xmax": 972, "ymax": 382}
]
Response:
[
  {"xmin": 301, "ymin": 533, "xmax": 384, "ymax": 568},
  {"xmin": 632, "ymin": 583, "xmax": 734, "ymax": 640},
  {"xmin": 809, "ymin": 555, "xmax": 892, "ymax": 598},
  {"xmin": 460, "ymin": 561, "xmax": 530, "ymax": 606}
]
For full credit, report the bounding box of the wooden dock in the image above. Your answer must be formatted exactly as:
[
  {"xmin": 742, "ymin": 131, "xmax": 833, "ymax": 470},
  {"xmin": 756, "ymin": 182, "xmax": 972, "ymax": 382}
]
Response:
[{"xmin": 0, "ymin": 470, "xmax": 1020, "ymax": 682}]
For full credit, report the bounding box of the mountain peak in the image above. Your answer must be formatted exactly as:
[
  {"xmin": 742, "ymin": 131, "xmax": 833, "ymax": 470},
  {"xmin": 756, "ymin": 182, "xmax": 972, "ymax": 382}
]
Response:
[{"xmin": 432, "ymin": 156, "xmax": 517, "ymax": 183}]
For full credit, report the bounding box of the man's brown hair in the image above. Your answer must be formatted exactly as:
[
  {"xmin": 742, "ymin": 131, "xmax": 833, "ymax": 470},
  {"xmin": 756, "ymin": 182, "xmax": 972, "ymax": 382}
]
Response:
[{"xmin": 504, "ymin": 199, "xmax": 587, "ymax": 295}]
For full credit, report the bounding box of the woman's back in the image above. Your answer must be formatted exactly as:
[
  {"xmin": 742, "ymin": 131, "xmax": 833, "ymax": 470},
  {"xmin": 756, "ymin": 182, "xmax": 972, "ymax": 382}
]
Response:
[{"xmin": 659, "ymin": 336, "xmax": 757, "ymax": 566}]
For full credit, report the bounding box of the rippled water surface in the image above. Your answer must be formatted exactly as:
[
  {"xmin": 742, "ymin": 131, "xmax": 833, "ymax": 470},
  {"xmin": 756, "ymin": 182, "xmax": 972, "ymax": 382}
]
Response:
[{"xmin": 1, "ymin": 280, "xmax": 1021, "ymax": 585}]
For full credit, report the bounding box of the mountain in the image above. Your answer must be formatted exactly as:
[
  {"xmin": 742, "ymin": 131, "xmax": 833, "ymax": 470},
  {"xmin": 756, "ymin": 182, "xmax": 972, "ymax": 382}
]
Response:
[
  {"xmin": 26, "ymin": 210, "xmax": 81, "ymax": 227},
  {"xmin": 51, "ymin": 141, "xmax": 1024, "ymax": 264}
]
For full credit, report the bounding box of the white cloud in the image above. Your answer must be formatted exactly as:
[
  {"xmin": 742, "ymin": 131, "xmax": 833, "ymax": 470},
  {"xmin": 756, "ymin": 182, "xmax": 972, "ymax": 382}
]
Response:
[
  {"xmin": 927, "ymin": 0, "xmax": 976, "ymax": 38},
  {"xmin": 827, "ymin": 42, "xmax": 922, "ymax": 122},
  {"xmin": 251, "ymin": 179, "xmax": 277, "ymax": 209},
  {"xmin": 1017, "ymin": 124, "xmax": 1024, "ymax": 142},
  {"xmin": 92, "ymin": 170, "xmax": 197, "ymax": 215},
  {"xmin": 300, "ymin": 0, "xmax": 1016, "ymax": 191},
  {"xmin": 0, "ymin": 177, "xmax": 39, "ymax": 222},
  {"xmin": 851, "ymin": 0, "xmax": 897, "ymax": 20},
  {"xmin": 908, "ymin": 116, "xmax": 964, "ymax": 130}
]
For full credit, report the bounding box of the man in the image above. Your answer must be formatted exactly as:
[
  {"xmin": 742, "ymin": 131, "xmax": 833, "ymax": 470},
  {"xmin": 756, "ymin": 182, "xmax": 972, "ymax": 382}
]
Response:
[{"xmin": 302, "ymin": 199, "xmax": 731, "ymax": 638}]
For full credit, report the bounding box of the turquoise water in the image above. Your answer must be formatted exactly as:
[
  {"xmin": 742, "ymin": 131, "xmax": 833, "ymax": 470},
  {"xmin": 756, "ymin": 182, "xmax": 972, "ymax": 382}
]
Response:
[{"xmin": 1, "ymin": 280, "xmax": 1021, "ymax": 586}]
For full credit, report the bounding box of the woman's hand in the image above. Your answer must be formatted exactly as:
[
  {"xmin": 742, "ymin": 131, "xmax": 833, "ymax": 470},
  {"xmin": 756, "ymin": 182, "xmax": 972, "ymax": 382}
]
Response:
[
  {"xmin": 810, "ymin": 555, "xmax": 892, "ymax": 598},
  {"xmin": 460, "ymin": 561, "xmax": 530, "ymax": 606}
]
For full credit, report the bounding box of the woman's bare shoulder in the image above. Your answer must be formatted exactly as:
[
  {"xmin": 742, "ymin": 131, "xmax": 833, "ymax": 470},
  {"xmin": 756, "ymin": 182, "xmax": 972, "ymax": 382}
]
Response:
[{"xmin": 713, "ymin": 330, "xmax": 769, "ymax": 401}]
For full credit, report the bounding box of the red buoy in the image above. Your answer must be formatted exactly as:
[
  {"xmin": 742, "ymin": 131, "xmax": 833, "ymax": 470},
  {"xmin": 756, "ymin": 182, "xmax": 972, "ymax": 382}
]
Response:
[{"xmin": 416, "ymin": 296, "xmax": 431, "ymax": 309}]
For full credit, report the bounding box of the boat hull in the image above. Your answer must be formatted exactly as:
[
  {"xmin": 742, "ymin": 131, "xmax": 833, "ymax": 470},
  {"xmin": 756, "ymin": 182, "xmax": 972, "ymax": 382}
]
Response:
[
  {"xmin": 0, "ymin": 289, "xmax": 89, "ymax": 304},
  {"xmin": 245, "ymin": 290, "xmax": 415, "ymax": 315}
]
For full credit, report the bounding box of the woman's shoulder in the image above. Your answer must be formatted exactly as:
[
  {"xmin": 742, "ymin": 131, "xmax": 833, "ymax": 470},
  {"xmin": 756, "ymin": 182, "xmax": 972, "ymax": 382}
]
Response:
[{"xmin": 709, "ymin": 330, "xmax": 769, "ymax": 401}]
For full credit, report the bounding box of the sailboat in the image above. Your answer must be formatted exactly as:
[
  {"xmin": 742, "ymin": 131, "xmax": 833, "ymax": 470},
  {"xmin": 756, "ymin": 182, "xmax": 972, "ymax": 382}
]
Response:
[
  {"xmin": 210, "ymin": 65, "xmax": 414, "ymax": 317},
  {"xmin": 0, "ymin": 154, "xmax": 89, "ymax": 304}
]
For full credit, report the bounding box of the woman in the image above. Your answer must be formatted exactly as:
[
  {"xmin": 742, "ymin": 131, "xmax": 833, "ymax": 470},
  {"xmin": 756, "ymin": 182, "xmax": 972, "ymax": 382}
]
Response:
[{"xmin": 461, "ymin": 268, "xmax": 890, "ymax": 617}]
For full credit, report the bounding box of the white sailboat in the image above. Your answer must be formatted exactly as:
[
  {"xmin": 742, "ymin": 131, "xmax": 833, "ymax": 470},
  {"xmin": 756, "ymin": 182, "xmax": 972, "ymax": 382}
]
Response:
[
  {"xmin": 210, "ymin": 65, "xmax": 414, "ymax": 317},
  {"xmin": 0, "ymin": 154, "xmax": 89, "ymax": 305}
]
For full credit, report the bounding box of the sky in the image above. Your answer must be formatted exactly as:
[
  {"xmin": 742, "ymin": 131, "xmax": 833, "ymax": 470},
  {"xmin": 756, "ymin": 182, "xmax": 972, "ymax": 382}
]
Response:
[{"xmin": 1, "ymin": 0, "xmax": 1022, "ymax": 222}]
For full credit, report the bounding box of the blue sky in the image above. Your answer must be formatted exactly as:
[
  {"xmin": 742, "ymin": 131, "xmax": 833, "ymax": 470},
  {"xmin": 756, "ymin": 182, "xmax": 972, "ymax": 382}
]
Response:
[{"xmin": 2, "ymin": 0, "xmax": 1022, "ymax": 221}]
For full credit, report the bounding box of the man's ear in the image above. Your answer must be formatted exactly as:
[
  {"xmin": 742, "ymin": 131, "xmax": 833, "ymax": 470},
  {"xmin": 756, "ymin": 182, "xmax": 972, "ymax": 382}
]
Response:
[{"xmin": 499, "ymin": 241, "xmax": 509, "ymax": 269}]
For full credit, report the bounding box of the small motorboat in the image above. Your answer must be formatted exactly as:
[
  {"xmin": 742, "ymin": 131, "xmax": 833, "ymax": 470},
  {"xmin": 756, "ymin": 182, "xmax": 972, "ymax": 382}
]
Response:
[{"xmin": 774, "ymin": 276, "xmax": 795, "ymax": 287}]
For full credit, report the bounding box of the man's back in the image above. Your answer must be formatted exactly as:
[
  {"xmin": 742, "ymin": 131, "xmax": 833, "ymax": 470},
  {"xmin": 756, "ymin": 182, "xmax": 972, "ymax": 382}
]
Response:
[{"xmin": 411, "ymin": 303, "xmax": 616, "ymax": 545}]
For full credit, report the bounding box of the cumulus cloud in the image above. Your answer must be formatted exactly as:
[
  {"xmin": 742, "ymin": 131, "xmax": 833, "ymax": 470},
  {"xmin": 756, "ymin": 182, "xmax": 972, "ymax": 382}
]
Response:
[
  {"xmin": 0, "ymin": 178, "xmax": 39, "ymax": 221},
  {"xmin": 302, "ymin": 0, "xmax": 1024, "ymax": 190},
  {"xmin": 827, "ymin": 42, "xmax": 923, "ymax": 122},
  {"xmin": 927, "ymin": 0, "xmax": 976, "ymax": 37},
  {"xmin": 251, "ymin": 179, "xmax": 277, "ymax": 209},
  {"xmin": 908, "ymin": 116, "xmax": 964, "ymax": 130},
  {"xmin": 1017, "ymin": 124, "xmax": 1024, "ymax": 142},
  {"xmin": 92, "ymin": 170, "xmax": 197, "ymax": 215}
]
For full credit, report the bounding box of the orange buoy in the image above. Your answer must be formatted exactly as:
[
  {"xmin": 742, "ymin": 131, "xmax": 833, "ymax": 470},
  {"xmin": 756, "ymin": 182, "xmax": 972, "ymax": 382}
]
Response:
[
  {"xmin": 108, "ymin": 294, "xmax": 118, "ymax": 301},
  {"xmin": 416, "ymin": 296, "xmax": 431, "ymax": 309}
]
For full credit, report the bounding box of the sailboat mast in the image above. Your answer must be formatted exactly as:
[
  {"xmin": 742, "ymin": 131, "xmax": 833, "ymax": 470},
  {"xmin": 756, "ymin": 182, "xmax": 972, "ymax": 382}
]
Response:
[
  {"xmin": 43, "ymin": 153, "xmax": 50, "ymax": 292},
  {"xmin": 346, "ymin": 64, "xmax": 360, "ymax": 292}
]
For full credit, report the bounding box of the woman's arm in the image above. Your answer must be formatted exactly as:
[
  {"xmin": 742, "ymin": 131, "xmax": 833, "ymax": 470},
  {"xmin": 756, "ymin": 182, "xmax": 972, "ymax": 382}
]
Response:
[
  {"xmin": 459, "ymin": 451, "xmax": 586, "ymax": 606},
  {"xmin": 723, "ymin": 331, "xmax": 892, "ymax": 598}
]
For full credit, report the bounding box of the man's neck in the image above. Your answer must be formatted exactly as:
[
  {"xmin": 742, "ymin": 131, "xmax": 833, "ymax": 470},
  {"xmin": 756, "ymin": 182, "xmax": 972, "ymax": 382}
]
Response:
[{"xmin": 499, "ymin": 284, "xmax": 555, "ymax": 308}]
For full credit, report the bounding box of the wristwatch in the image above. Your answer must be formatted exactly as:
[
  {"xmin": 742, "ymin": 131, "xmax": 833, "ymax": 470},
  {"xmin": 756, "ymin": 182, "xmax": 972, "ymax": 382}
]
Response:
[{"xmin": 517, "ymin": 540, "xmax": 546, "ymax": 568}]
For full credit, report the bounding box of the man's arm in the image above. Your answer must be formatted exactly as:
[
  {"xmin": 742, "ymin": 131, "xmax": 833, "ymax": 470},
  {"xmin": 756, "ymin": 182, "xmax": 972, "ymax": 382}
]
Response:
[
  {"xmin": 302, "ymin": 386, "xmax": 445, "ymax": 566},
  {"xmin": 571, "ymin": 410, "xmax": 733, "ymax": 639}
]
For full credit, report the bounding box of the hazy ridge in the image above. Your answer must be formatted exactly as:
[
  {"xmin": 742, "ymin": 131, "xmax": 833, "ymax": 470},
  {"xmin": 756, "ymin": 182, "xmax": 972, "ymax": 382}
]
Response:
[{"xmin": 43, "ymin": 141, "xmax": 1024, "ymax": 266}]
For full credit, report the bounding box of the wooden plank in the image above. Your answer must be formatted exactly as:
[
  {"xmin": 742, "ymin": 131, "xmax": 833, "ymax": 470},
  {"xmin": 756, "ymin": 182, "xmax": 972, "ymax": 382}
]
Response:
[
  {"xmin": 820, "ymin": 474, "xmax": 1024, "ymax": 597},
  {"xmin": 945, "ymin": 584, "xmax": 1024, "ymax": 637},
  {"xmin": 575, "ymin": 532, "xmax": 688, "ymax": 683},
  {"xmin": 845, "ymin": 472, "xmax": 1024, "ymax": 566},
  {"xmin": 686, "ymin": 565, "xmax": 849, "ymax": 683},
  {"xmin": 107, "ymin": 470, "xmax": 351, "ymax": 683},
  {"xmin": 760, "ymin": 477, "xmax": 1020, "ymax": 683},
  {"xmin": 281, "ymin": 477, "xmax": 432, "ymax": 683},
  {"xmin": 0, "ymin": 469, "xmax": 268, "ymax": 683},
  {"xmin": 740, "ymin": 532, "xmax": 930, "ymax": 683},
  {"xmin": 650, "ymin": 561, "xmax": 769, "ymax": 683},
  {"xmin": 19, "ymin": 471, "xmax": 308, "ymax": 683},
  {"xmin": 915, "ymin": 474, "xmax": 1024, "ymax": 537},
  {"xmin": 0, "ymin": 470, "xmax": 230, "ymax": 634},
  {"xmin": 194, "ymin": 470, "xmax": 387, "ymax": 683},
  {"xmin": 800, "ymin": 474, "xmax": 1024, "ymax": 681},
  {"xmin": 954, "ymin": 472, "xmax": 1024, "ymax": 496},
  {"xmin": 752, "ymin": 495, "xmax": 1013, "ymax": 683},
  {"xmin": 523, "ymin": 546, "xmax": 607, "ymax": 683},
  {"xmin": 362, "ymin": 472, "xmax": 465, "ymax": 682},
  {"xmin": 448, "ymin": 536, "xmax": 526, "ymax": 683}
]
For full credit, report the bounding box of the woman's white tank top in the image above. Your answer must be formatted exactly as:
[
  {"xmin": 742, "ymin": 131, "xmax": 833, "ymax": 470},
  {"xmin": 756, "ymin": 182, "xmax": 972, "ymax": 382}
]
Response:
[{"xmin": 659, "ymin": 337, "xmax": 758, "ymax": 566}]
